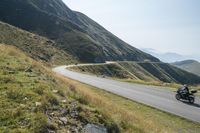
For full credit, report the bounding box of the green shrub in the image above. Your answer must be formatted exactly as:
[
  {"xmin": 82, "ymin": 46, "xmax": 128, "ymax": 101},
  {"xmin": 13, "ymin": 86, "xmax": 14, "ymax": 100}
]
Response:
[
  {"xmin": 77, "ymin": 96, "xmax": 89, "ymax": 105},
  {"xmin": 57, "ymin": 89, "xmax": 65, "ymax": 97},
  {"xmin": 33, "ymin": 87, "xmax": 44, "ymax": 95},
  {"xmin": 43, "ymin": 93, "xmax": 59, "ymax": 106},
  {"xmin": 32, "ymin": 113, "xmax": 48, "ymax": 133},
  {"xmin": 6, "ymin": 88, "xmax": 24, "ymax": 101},
  {"xmin": 69, "ymin": 84, "xmax": 76, "ymax": 93},
  {"xmin": 0, "ymin": 75, "xmax": 15, "ymax": 83},
  {"xmin": 12, "ymin": 107, "xmax": 23, "ymax": 118}
]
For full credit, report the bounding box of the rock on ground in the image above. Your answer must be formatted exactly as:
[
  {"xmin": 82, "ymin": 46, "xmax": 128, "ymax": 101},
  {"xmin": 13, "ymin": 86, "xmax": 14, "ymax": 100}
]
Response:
[{"xmin": 84, "ymin": 124, "xmax": 107, "ymax": 133}]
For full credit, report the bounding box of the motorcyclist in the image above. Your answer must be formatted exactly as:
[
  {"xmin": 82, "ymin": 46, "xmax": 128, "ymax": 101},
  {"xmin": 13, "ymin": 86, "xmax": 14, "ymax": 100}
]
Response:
[
  {"xmin": 181, "ymin": 84, "xmax": 190, "ymax": 98},
  {"xmin": 176, "ymin": 84, "xmax": 197, "ymax": 103}
]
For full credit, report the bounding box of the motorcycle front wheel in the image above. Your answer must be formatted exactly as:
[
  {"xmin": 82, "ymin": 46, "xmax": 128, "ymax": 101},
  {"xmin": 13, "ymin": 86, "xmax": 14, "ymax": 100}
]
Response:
[
  {"xmin": 175, "ymin": 94, "xmax": 181, "ymax": 100},
  {"xmin": 189, "ymin": 97, "xmax": 195, "ymax": 104}
]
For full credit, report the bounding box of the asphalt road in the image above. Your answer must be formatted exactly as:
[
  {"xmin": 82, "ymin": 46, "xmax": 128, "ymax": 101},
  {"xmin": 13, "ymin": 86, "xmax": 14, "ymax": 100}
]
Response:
[{"xmin": 53, "ymin": 66, "xmax": 200, "ymax": 123}]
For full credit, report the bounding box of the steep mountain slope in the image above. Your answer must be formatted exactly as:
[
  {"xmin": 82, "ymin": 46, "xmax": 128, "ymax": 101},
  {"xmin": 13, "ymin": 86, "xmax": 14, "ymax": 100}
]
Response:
[
  {"xmin": 0, "ymin": 0, "xmax": 159, "ymax": 63},
  {"xmin": 172, "ymin": 60, "xmax": 200, "ymax": 76},
  {"xmin": 0, "ymin": 21, "xmax": 77, "ymax": 65},
  {"xmin": 69, "ymin": 61, "xmax": 200, "ymax": 85},
  {"xmin": 0, "ymin": 44, "xmax": 116, "ymax": 132}
]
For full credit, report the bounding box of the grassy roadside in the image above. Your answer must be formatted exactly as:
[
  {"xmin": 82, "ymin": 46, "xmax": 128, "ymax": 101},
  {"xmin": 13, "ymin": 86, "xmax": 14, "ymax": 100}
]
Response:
[
  {"xmin": 117, "ymin": 79, "xmax": 181, "ymax": 89},
  {"xmin": 117, "ymin": 79, "xmax": 200, "ymax": 97},
  {"xmin": 0, "ymin": 44, "xmax": 115, "ymax": 132},
  {"xmin": 56, "ymin": 74, "xmax": 200, "ymax": 133}
]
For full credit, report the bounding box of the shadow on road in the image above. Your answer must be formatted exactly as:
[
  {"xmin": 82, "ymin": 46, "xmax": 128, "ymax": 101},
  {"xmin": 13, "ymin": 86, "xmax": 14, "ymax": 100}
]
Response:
[{"xmin": 182, "ymin": 101, "xmax": 200, "ymax": 109}]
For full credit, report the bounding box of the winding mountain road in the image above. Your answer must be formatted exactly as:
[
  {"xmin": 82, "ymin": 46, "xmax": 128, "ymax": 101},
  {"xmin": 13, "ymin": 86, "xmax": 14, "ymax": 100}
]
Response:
[{"xmin": 53, "ymin": 65, "xmax": 200, "ymax": 123}]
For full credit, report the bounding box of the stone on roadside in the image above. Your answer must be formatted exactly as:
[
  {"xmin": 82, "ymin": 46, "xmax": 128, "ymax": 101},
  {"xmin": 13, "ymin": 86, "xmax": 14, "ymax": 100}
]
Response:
[
  {"xmin": 60, "ymin": 109, "xmax": 68, "ymax": 116},
  {"xmin": 35, "ymin": 102, "xmax": 42, "ymax": 107},
  {"xmin": 84, "ymin": 124, "xmax": 107, "ymax": 133},
  {"xmin": 20, "ymin": 104, "xmax": 26, "ymax": 108},
  {"xmin": 59, "ymin": 117, "xmax": 68, "ymax": 125},
  {"xmin": 61, "ymin": 99, "xmax": 67, "ymax": 103},
  {"xmin": 53, "ymin": 90, "xmax": 58, "ymax": 93}
]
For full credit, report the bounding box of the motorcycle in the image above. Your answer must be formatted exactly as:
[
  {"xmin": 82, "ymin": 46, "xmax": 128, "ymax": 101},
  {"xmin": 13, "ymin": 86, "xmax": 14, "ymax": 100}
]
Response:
[{"xmin": 175, "ymin": 88, "xmax": 197, "ymax": 104}]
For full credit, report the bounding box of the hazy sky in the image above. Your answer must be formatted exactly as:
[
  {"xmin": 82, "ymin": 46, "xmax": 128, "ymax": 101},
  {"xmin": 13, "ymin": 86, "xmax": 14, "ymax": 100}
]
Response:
[{"xmin": 63, "ymin": 0, "xmax": 200, "ymax": 56}]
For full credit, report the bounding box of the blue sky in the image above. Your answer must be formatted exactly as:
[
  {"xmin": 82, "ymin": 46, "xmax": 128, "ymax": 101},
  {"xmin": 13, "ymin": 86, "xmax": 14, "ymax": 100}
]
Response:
[{"xmin": 63, "ymin": 0, "xmax": 200, "ymax": 57}]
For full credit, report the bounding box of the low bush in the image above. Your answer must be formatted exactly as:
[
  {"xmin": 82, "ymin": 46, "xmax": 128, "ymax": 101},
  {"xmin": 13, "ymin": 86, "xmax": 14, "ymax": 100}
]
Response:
[
  {"xmin": 43, "ymin": 92, "xmax": 59, "ymax": 106},
  {"xmin": 31, "ymin": 113, "xmax": 48, "ymax": 133},
  {"xmin": 6, "ymin": 88, "xmax": 24, "ymax": 101}
]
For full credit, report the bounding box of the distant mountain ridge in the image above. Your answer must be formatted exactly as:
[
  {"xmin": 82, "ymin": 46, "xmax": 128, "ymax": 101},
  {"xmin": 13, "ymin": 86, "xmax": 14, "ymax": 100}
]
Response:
[
  {"xmin": 0, "ymin": 0, "xmax": 159, "ymax": 63},
  {"xmin": 141, "ymin": 48, "xmax": 188, "ymax": 63},
  {"xmin": 172, "ymin": 60, "xmax": 200, "ymax": 76}
]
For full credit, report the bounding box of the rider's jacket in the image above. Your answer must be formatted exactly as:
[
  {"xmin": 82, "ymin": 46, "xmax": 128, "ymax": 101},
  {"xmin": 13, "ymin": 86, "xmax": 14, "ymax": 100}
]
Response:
[{"xmin": 180, "ymin": 87, "xmax": 189, "ymax": 94}]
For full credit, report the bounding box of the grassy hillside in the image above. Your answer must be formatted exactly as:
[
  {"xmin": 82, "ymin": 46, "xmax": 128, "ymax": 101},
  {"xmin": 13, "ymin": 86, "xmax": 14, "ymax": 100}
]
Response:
[
  {"xmin": 69, "ymin": 61, "xmax": 200, "ymax": 85},
  {"xmin": 0, "ymin": 44, "xmax": 115, "ymax": 132},
  {"xmin": 1, "ymin": 45, "xmax": 200, "ymax": 132},
  {"xmin": 0, "ymin": 0, "xmax": 159, "ymax": 63},
  {"xmin": 172, "ymin": 60, "xmax": 200, "ymax": 76},
  {"xmin": 0, "ymin": 21, "xmax": 77, "ymax": 65}
]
